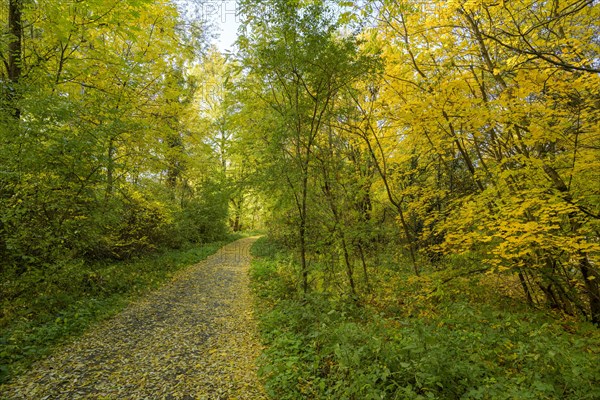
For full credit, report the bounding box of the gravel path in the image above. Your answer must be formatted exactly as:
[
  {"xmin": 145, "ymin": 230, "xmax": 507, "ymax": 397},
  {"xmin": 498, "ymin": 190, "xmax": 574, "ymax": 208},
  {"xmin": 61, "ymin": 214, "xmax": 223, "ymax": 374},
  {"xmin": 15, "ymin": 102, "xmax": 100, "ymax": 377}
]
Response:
[{"xmin": 1, "ymin": 238, "xmax": 266, "ymax": 400}]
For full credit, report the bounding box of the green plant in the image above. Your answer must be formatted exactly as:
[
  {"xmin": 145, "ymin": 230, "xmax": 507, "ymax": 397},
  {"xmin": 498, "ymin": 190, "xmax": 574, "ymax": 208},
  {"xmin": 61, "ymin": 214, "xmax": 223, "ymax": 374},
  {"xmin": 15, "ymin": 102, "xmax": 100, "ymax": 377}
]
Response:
[{"xmin": 250, "ymin": 238, "xmax": 600, "ymax": 400}]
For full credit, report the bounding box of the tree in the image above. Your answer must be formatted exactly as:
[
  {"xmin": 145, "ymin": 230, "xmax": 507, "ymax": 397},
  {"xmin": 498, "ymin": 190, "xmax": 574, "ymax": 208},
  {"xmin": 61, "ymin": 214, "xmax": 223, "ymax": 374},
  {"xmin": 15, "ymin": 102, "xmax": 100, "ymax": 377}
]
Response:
[
  {"xmin": 237, "ymin": 0, "xmax": 375, "ymax": 294},
  {"xmin": 0, "ymin": 0, "xmax": 228, "ymax": 270},
  {"xmin": 361, "ymin": 0, "xmax": 600, "ymax": 322}
]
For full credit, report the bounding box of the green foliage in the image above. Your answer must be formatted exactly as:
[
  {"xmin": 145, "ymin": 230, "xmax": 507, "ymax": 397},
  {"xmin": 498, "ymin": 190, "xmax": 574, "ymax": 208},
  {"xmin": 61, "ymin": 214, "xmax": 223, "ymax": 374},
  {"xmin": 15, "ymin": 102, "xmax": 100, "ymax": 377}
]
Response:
[
  {"xmin": 0, "ymin": 2, "xmax": 235, "ymax": 386},
  {"xmin": 173, "ymin": 180, "xmax": 230, "ymax": 245},
  {"xmin": 251, "ymin": 236, "xmax": 286, "ymax": 259},
  {"xmin": 251, "ymin": 237, "xmax": 300, "ymax": 303},
  {"xmin": 0, "ymin": 238, "xmax": 235, "ymax": 384},
  {"xmin": 0, "ymin": 0, "xmax": 232, "ymax": 268},
  {"xmin": 251, "ymin": 238, "xmax": 600, "ymax": 400},
  {"xmin": 233, "ymin": 0, "xmax": 600, "ymax": 323}
]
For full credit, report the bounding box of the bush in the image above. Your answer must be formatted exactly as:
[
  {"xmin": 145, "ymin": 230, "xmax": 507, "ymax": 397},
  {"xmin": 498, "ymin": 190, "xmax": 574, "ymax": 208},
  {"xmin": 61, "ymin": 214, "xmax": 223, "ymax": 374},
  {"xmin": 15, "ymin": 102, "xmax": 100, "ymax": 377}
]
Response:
[{"xmin": 250, "ymin": 238, "xmax": 600, "ymax": 400}]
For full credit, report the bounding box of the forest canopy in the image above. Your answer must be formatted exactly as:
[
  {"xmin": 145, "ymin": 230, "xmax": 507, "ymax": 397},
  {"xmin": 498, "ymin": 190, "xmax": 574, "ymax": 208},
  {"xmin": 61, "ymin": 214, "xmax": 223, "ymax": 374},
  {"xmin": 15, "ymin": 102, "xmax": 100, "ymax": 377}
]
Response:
[
  {"xmin": 1, "ymin": 0, "xmax": 599, "ymax": 396},
  {"xmin": 0, "ymin": 0, "xmax": 231, "ymax": 267},
  {"xmin": 1, "ymin": 0, "xmax": 597, "ymax": 328},
  {"xmin": 233, "ymin": 0, "xmax": 600, "ymax": 323}
]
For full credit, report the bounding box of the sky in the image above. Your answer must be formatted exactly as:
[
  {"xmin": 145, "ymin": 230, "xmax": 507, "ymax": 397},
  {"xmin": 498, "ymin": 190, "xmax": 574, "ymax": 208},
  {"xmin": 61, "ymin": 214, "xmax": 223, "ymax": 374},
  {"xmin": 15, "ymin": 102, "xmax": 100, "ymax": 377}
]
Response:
[
  {"xmin": 209, "ymin": 1, "xmax": 242, "ymax": 52},
  {"xmin": 179, "ymin": 0, "xmax": 242, "ymax": 52}
]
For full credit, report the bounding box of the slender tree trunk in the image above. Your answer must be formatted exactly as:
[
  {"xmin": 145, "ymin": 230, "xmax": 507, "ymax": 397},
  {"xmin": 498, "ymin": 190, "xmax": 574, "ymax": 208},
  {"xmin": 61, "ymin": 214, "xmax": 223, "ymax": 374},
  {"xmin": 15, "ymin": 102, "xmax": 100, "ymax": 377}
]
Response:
[
  {"xmin": 7, "ymin": 0, "xmax": 23, "ymax": 119},
  {"xmin": 340, "ymin": 237, "xmax": 356, "ymax": 297},
  {"xmin": 319, "ymin": 148, "xmax": 358, "ymax": 297},
  {"xmin": 518, "ymin": 270, "xmax": 533, "ymax": 306},
  {"xmin": 361, "ymin": 130, "xmax": 420, "ymax": 276},
  {"xmin": 300, "ymin": 172, "xmax": 309, "ymax": 295},
  {"xmin": 166, "ymin": 133, "xmax": 184, "ymax": 199},
  {"xmin": 106, "ymin": 138, "xmax": 115, "ymax": 200},
  {"xmin": 543, "ymin": 164, "xmax": 600, "ymax": 324},
  {"xmin": 580, "ymin": 256, "xmax": 600, "ymax": 325}
]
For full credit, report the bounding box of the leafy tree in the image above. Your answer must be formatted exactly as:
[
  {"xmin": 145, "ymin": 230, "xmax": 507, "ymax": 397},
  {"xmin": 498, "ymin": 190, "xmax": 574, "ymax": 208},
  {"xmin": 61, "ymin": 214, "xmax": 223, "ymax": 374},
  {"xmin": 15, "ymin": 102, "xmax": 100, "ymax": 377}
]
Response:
[
  {"xmin": 237, "ymin": 0, "xmax": 376, "ymax": 295},
  {"xmin": 0, "ymin": 0, "xmax": 229, "ymax": 270},
  {"xmin": 360, "ymin": 0, "xmax": 600, "ymax": 322}
]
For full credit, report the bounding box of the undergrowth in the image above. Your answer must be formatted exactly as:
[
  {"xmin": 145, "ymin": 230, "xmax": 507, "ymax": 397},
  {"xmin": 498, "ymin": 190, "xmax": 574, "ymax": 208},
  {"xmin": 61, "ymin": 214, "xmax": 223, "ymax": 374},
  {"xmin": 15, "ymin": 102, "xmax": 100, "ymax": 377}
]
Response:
[
  {"xmin": 0, "ymin": 234, "xmax": 241, "ymax": 384},
  {"xmin": 250, "ymin": 237, "xmax": 600, "ymax": 400}
]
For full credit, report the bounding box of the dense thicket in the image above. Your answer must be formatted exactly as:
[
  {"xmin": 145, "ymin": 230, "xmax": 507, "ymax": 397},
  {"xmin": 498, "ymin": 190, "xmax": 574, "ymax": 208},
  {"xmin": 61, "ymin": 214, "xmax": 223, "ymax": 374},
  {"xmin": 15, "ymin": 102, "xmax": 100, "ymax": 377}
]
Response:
[
  {"xmin": 235, "ymin": 0, "xmax": 599, "ymax": 323},
  {"xmin": 251, "ymin": 238, "xmax": 600, "ymax": 399},
  {"xmin": 0, "ymin": 0, "xmax": 239, "ymax": 382},
  {"xmin": 0, "ymin": 1, "xmax": 230, "ymax": 269},
  {"xmin": 234, "ymin": 4, "xmax": 600, "ymax": 395},
  {"xmin": 0, "ymin": 0, "xmax": 238, "ymax": 361}
]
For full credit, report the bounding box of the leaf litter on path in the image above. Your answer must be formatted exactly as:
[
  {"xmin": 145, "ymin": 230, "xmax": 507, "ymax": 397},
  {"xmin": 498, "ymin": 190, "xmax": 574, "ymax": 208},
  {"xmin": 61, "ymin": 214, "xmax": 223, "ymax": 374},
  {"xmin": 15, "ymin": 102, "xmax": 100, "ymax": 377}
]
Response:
[{"xmin": 1, "ymin": 238, "xmax": 267, "ymax": 400}]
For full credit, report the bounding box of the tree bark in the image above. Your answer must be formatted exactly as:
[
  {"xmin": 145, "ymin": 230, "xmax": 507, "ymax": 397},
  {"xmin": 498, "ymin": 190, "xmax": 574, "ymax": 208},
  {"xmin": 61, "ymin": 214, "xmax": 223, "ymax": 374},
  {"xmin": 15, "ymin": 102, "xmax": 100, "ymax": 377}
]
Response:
[
  {"xmin": 7, "ymin": 0, "xmax": 23, "ymax": 118},
  {"xmin": 543, "ymin": 164, "xmax": 600, "ymax": 324}
]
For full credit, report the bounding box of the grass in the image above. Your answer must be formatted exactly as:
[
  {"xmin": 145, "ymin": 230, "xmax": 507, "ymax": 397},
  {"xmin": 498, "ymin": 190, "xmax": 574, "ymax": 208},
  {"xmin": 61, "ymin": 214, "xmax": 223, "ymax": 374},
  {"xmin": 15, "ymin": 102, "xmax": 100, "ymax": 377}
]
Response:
[
  {"xmin": 0, "ymin": 234, "xmax": 241, "ymax": 384},
  {"xmin": 250, "ymin": 237, "xmax": 600, "ymax": 400}
]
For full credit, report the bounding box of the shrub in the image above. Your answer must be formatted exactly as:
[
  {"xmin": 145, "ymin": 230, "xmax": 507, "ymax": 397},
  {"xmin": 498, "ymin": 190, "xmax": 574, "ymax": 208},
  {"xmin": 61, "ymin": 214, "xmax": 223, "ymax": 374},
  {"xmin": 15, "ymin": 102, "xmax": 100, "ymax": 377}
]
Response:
[{"xmin": 251, "ymin": 238, "xmax": 600, "ymax": 400}]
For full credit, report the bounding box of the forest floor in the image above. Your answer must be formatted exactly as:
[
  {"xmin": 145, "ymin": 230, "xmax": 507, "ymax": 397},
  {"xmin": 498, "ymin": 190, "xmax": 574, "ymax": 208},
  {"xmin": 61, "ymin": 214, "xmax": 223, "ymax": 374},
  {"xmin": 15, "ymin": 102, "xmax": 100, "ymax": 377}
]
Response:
[{"xmin": 1, "ymin": 237, "xmax": 266, "ymax": 400}]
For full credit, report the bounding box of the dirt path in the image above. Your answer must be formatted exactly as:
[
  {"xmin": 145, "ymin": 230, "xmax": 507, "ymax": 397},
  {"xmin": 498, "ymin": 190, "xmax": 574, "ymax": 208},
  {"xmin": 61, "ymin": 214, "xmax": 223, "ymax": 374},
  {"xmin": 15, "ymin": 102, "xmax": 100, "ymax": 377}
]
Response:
[{"xmin": 2, "ymin": 238, "xmax": 266, "ymax": 400}]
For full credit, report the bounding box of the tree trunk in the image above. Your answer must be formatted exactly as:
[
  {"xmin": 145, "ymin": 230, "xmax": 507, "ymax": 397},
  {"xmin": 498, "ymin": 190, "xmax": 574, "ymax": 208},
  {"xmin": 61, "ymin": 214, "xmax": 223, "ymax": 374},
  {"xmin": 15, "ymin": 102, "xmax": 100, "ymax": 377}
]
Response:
[
  {"xmin": 7, "ymin": 0, "xmax": 23, "ymax": 118},
  {"xmin": 518, "ymin": 270, "xmax": 534, "ymax": 306},
  {"xmin": 543, "ymin": 164, "xmax": 599, "ymax": 324},
  {"xmin": 106, "ymin": 138, "xmax": 115, "ymax": 200},
  {"xmin": 361, "ymin": 130, "xmax": 420, "ymax": 276},
  {"xmin": 300, "ymin": 172, "xmax": 309, "ymax": 295},
  {"xmin": 341, "ymin": 237, "xmax": 356, "ymax": 297},
  {"xmin": 580, "ymin": 255, "xmax": 600, "ymax": 325}
]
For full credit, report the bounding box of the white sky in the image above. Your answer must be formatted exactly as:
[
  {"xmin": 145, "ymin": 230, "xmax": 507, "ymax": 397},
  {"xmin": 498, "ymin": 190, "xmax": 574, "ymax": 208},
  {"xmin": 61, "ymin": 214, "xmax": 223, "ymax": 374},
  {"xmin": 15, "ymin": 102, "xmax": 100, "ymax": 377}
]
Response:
[
  {"xmin": 184, "ymin": 0, "xmax": 241, "ymax": 52},
  {"xmin": 210, "ymin": 1, "xmax": 242, "ymax": 52}
]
